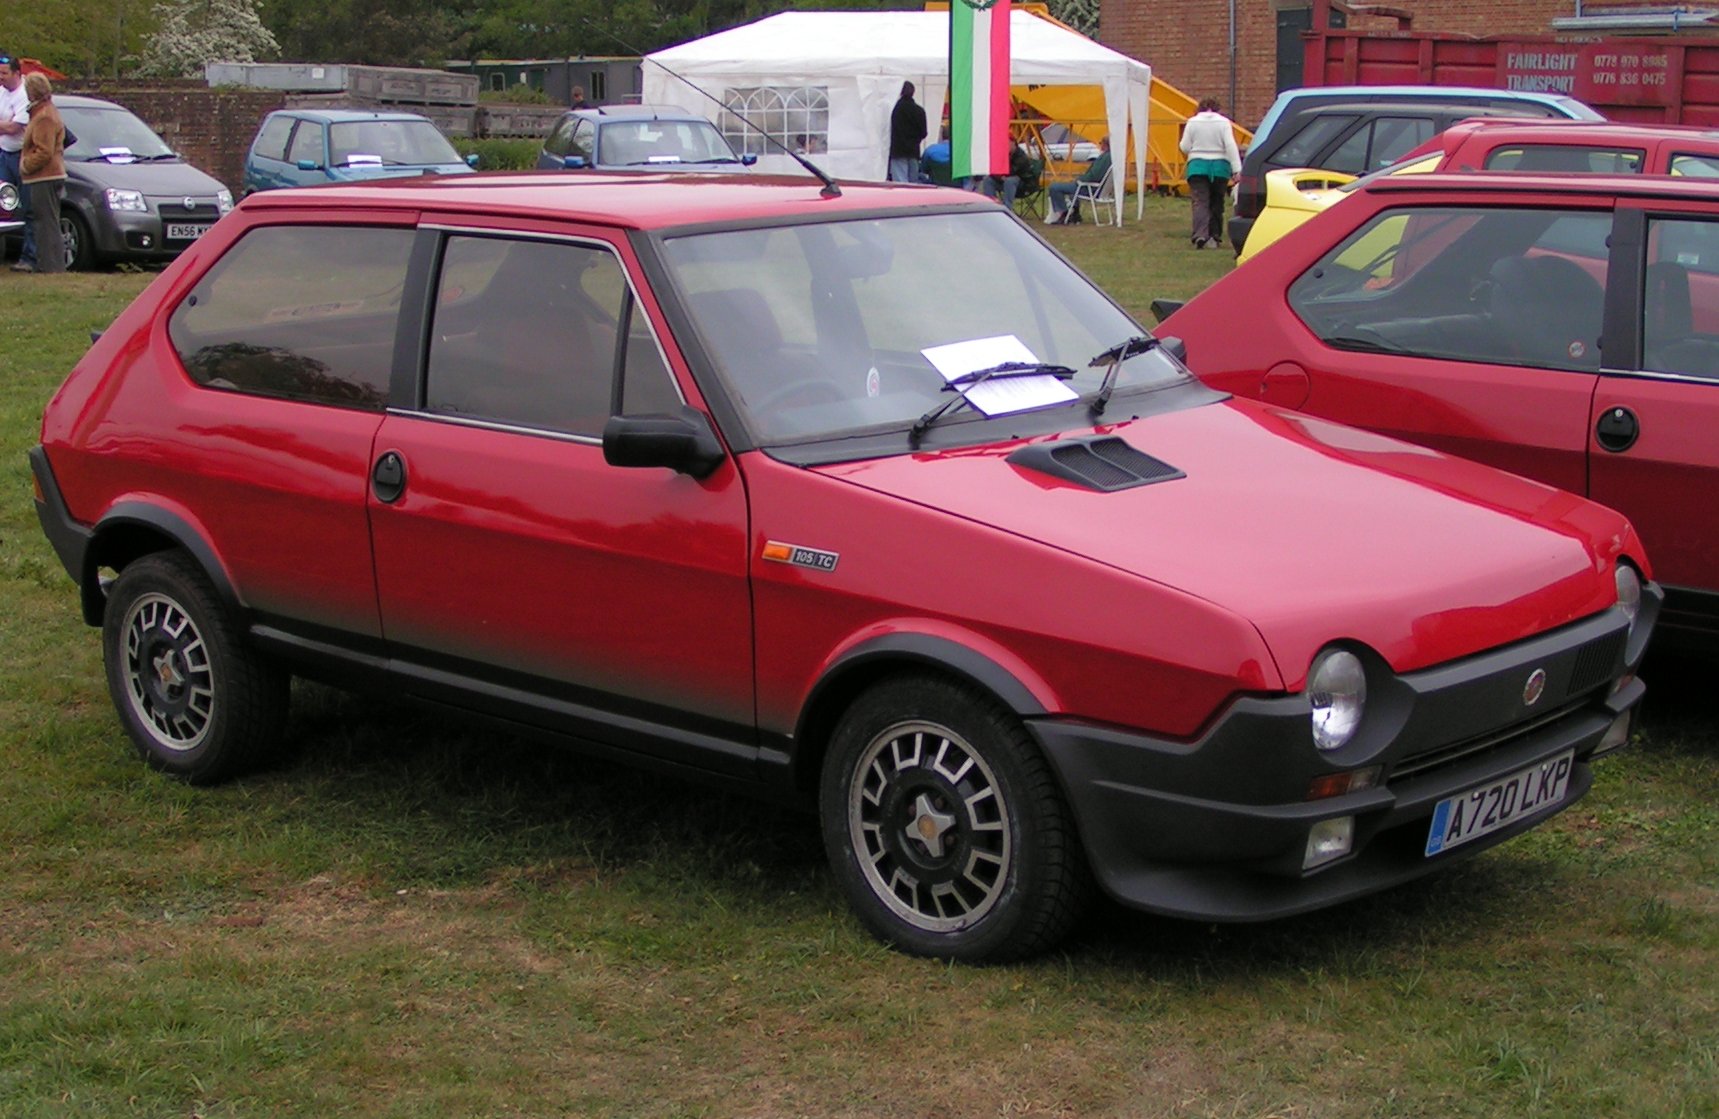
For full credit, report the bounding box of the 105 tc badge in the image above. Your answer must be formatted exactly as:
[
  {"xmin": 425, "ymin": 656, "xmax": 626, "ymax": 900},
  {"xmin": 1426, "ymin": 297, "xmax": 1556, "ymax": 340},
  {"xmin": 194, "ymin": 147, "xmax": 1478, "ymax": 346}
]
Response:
[{"xmin": 1426, "ymin": 751, "xmax": 1574, "ymax": 856}]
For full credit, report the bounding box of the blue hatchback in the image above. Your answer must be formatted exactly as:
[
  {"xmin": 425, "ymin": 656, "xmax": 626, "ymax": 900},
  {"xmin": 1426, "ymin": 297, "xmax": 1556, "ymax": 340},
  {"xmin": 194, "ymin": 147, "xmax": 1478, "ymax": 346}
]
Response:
[
  {"xmin": 242, "ymin": 109, "xmax": 477, "ymax": 194},
  {"xmin": 536, "ymin": 106, "xmax": 757, "ymax": 172}
]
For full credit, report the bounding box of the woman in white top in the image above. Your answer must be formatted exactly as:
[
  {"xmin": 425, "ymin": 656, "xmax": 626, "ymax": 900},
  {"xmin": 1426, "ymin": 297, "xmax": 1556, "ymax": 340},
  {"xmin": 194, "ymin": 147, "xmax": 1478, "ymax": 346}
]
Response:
[{"xmin": 1179, "ymin": 98, "xmax": 1243, "ymax": 250}]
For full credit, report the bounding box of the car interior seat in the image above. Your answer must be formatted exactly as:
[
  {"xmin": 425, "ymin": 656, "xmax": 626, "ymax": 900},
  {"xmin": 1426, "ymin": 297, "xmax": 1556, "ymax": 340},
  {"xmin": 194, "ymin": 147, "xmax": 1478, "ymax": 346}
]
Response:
[
  {"xmin": 685, "ymin": 288, "xmax": 810, "ymax": 414},
  {"xmin": 1640, "ymin": 259, "xmax": 1719, "ymax": 379},
  {"xmin": 1487, "ymin": 254, "xmax": 1605, "ymax": 370}
]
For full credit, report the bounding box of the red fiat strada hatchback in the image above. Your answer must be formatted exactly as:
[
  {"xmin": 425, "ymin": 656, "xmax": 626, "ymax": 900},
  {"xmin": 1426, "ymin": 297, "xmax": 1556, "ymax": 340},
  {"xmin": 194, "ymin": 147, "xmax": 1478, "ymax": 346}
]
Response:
[{"xmin": 31, "ymin": 172, "xmax": 1658, "ymax": 962}]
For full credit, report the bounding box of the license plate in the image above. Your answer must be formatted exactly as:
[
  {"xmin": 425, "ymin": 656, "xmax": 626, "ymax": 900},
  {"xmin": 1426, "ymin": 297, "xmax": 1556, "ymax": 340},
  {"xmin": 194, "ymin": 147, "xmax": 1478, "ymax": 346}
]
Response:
[
  {"xmin": 1425, "ymin": 751, "xmax": 1573, "ymax": 856},
  {"xmin": 166, "ymin": 223, "xmax": 210, "ymax": 241}
]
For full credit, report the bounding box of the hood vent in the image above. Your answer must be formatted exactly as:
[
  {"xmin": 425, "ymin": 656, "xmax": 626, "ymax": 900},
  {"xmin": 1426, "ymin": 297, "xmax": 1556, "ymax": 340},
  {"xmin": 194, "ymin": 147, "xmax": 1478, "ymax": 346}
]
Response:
[{"xmin": 1007, "ymin": 436, "xmax": 1185, "ymax": 492}]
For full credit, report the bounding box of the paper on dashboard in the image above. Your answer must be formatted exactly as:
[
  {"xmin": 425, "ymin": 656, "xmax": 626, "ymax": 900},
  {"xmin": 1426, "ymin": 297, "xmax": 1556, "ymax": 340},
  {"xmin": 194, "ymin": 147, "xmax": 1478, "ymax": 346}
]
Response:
[{"xmin": 920, "ymin": 335, "xmax": 1078, "ymax": 415}]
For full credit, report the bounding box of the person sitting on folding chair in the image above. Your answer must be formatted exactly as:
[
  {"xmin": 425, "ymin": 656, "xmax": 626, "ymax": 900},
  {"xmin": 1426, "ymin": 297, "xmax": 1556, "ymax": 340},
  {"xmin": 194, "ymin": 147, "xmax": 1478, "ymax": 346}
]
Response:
[{"xmin": 1046, "ymin": 136, "xmax": 1110, "ymax": 226}]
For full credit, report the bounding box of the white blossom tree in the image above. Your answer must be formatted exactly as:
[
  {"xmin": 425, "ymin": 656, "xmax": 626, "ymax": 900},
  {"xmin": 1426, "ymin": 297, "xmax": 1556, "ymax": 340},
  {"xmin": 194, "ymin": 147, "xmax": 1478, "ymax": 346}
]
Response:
[
  {"xmin": 138, "ymin": 0, "xmax": 278, "ymax": 78},
  {"xmin": 1051, "ymin": 0, "xmax": 1100, "ymax": 38}
]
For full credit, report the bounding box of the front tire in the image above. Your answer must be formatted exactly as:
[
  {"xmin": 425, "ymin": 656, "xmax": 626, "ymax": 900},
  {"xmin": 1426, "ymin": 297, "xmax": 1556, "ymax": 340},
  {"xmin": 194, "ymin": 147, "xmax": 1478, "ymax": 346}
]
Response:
[
  {"xmin": 101, "ymin": 552, "xmax": 288, "ymax": 783},
  {"xmin": 62, "ymin": 211, "xmax": 96, "ymax": 272},
  {"xmin": 819, "ymin": 676, "xmax": 1090, "ymax": 963}
]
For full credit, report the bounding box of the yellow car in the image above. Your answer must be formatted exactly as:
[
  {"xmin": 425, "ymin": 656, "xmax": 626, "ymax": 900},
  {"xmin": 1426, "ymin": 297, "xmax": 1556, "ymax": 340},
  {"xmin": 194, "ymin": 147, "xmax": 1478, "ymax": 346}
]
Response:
[{"xmin": 1236, "ymin": 154, "xmax": 1440, "ymax": 264}]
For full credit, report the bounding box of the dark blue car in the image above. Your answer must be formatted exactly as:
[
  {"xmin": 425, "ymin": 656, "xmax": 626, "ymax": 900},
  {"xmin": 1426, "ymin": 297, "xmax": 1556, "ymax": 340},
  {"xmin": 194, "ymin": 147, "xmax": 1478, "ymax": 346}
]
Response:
[{"xmin": 536, "ymin": 106, "xmax": 757, "ymax": 172}]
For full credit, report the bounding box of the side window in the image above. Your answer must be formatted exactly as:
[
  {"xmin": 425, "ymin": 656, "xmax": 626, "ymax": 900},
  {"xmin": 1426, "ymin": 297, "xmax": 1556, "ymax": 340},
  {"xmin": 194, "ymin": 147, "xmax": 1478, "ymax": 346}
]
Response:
[
  {"xmin": 1324, "ymin": 123, "xmax": 1371, "ymax": 175},
  {"xmin": 253, "ymin": 115, "xmax": 294, "ymax": 161},
  {"xmin": 1369, "ymin": 117, "xmax": 1434, "ymax": 169},
  {"xmin": 1268, "ymin": 114, "xmax": 1358, "ymax": 168},
  {"xmin": 426, "ymin": 235, "xmax": 673, "ymax": 436},
  {"xmin": 1484, "ymin": 145, "xmax": 1644, "ymax": 173},
  {"xmin": 1669, "ymin": 152, "xmax": 1719, "ymax": 178},
  {"xmin": 543, "ymin": 116, "xmax": 575, "ymax": 157},
  {"xmin": 571, "ymin": 120, "xmax": 595, "ymax": 161},
  {"xmin": 286, "ymin": 121, "xmax": 323, "ymax": 167},
  {"xmin": 1644, "ymin": 216, "xmax": 1719, "ymax": 379},
  {"xmin": 167, "ymin": 225, "xmax": 412, "ymax": 409},
  {"xmin": 1288, "ymin": 205, "xmax": 1610, "ymax": 372}
]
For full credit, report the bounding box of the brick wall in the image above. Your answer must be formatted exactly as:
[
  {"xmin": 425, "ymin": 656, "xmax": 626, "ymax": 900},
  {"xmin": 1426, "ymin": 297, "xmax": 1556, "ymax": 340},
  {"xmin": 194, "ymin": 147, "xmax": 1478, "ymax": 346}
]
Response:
[
  {"xmin": 61, "ymin": 79, "xmax": 284, "ymax": 194},
  {"xmin": 1101, "ymin": 1, "xmax": 1637, "ymax": 128}
]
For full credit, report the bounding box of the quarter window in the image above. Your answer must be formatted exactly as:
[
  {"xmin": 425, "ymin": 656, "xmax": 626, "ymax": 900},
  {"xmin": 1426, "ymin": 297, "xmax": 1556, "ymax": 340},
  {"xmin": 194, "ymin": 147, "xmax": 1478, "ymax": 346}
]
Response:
[
  {"xmin": 424, "ymin": 235, "xmax": 677, "ymax": 435},
  {"xmin": 168, "ymin": 225, "xmax": 413, "ymax": 409},
  {"xmin": 1325, "ymin": 117, "xmax": 1435, "ymax": 174},
  {"xmin": 1669, "ymin": 152, "xmax": 1719, "ymax": 178},
  {"xmin": 1288, "ymin": 205, "xmax": 1611, "ymax": 372},
  {"xmin": 253, "ymin": 115, "xmax": 294, "ymax": 161},
  {"xmin": 1269, "ymin": 114, "xmax": 1358, "ymax": 168}
]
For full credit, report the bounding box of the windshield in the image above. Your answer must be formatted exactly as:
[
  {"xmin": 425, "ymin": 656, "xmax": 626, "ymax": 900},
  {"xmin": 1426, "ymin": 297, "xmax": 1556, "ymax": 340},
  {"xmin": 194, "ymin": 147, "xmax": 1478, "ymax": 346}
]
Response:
[
  {"xmin": 598, "ymin": 119, "xmax": 739, "ymax": 166},
  {"xmin": 328, "ymin": 120, "xmax": 461, "ymax": 167},
  {"xmin": 661, "ymin": 209, "xmax": 1187, "ymax": 446},
  {"xmin": 61, "ymin": 106, "xmax": 176, "ymax": 161}
]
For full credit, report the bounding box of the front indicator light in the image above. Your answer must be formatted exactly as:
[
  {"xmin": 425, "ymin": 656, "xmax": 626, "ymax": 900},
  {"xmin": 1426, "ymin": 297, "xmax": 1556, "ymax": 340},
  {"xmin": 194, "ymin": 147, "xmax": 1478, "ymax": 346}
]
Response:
[
  {"xmin": 1594, "ymin": 711, "xmax": 1632, "ymax": 758},
  {"xmin": 1306, "ymin": 766, "xmax": 1382, "ymax": 801},
  {"xmin": 1304, "ymin": 816, "xmax": 1355, "ymax": 870}
]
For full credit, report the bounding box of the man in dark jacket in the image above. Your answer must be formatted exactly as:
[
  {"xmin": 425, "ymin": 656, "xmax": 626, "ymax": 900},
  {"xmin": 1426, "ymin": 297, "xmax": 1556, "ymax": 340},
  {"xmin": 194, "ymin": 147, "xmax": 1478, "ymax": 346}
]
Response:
[{"xmin": 888, "ymin": 81, "xmax": 927, "ymax": 182}]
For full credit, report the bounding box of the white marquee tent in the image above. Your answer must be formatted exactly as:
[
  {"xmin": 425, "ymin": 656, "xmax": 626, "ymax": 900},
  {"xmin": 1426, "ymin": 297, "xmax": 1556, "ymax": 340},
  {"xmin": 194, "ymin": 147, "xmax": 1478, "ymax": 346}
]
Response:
[{"xmin": 642, "ymin": 10, "xmax": 1151, "ymax": 211}]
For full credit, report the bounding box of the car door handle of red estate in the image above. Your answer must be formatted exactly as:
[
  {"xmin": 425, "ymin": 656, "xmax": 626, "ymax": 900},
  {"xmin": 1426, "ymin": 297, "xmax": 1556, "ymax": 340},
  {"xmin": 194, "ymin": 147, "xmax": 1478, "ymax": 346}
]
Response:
[
  {"xmin": 372, "ymin": 451, "xmax": 408, "ymax": 503},
  {"xmin": 1595, "ymin": 406, "xmax": 1639, "ymax": 454}
]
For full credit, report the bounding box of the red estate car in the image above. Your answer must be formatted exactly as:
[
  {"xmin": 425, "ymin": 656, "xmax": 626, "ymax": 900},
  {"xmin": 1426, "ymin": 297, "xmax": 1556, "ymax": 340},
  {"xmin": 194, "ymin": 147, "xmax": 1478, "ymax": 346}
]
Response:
[
  {"xmin": 1403, "ymin": 117, "xmax": 1719, "ymax": 176},
  {"xmin": 32, "ymin": 173, "xmax": 1657, "ymax": 961},
  {"xmin": 1163, "ymin": 171, "xmax": 1718, "ymax": 646}
]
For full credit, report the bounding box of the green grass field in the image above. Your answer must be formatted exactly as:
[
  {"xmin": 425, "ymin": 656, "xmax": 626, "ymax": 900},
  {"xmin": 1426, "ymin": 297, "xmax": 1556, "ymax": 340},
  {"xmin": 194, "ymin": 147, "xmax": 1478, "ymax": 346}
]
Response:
[{"xmin": 2, "ymin": 197, "xmax": 1714, "ymax": 1118}]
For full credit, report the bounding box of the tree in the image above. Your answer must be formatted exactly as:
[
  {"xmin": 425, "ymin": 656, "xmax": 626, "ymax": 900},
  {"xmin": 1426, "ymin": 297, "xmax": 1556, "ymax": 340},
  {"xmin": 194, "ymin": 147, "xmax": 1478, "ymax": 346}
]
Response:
[{"xmin": 137, "ymin": 0, "xmax": 278, "ymax": 77}]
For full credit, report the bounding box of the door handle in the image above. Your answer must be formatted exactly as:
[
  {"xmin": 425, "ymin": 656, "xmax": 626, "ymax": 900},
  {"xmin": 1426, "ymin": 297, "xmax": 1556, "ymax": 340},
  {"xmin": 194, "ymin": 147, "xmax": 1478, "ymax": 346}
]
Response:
[
  {"xmin": 372, "ymin": 450, "xmax": 408, "ymax": 503},
  {"xmin": 1595, "ymin": 406, "xmax": 1639, "ymax": 453}
]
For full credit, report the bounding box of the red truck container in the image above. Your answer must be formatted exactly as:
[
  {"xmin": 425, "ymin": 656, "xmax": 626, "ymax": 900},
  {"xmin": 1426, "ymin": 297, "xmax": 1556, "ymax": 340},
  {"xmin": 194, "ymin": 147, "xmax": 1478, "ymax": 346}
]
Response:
[{"xmin": 1303, "ymin": 0, "xmax": 1719, "ymax": 126}]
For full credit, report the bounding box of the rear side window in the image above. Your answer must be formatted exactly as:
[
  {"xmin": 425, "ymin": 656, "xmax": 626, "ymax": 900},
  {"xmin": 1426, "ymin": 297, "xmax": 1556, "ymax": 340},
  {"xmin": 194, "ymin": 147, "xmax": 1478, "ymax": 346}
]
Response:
[
  {"xmin": 1484, "ymin": 145, "xmax": 1644, "ymax": 173},
  {"xmin": 168, "ymin": 225, "xmax": 413, "ymax": 410},
  {"xmin": 1288, "ymin": 205, "xmax": 1611, "ymax": 372},
  {"xmin": 424, "ymin": 235, "xmax": 678, "ymax": 436},
  {"xmin": 1670, "ymin": 152, "xmax": 1719, "ymax": 178},
  {"xmin": 1269, "ymin": 114, "xmax": 1358, "ymax": 167},
  {"xmin": 252, "ymin": 115, "xmax": 294, "ymax": 161},
  {"xmin": 1326, "ymin": 117, "xmax": 1436, "ymax": 174}
]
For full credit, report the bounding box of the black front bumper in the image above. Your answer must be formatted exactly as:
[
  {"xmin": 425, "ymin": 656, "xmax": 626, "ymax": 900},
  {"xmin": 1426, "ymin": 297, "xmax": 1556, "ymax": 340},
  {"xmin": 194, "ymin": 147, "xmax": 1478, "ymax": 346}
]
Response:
[{"xmin": 1031, "ymin": 600, "xmax": 1657, "ymax": 922}]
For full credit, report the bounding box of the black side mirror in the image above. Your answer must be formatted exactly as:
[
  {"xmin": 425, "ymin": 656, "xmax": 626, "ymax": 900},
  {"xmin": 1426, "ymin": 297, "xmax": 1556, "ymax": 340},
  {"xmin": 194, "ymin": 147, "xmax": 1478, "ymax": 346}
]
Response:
[
  {"xmin": 1158, "ymin": 336, "xmax": 1188, "ymax": 363},
  {"xmin": 603, "ymin": 407, "xmax": 726, "ymax": 478},
  {"xmin": 1148, "ymin": 298, "xmax": 1185, "ymax": 324}
]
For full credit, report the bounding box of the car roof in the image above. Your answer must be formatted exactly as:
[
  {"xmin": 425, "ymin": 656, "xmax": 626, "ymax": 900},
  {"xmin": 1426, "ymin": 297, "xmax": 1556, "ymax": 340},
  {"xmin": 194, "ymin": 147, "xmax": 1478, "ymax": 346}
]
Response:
[
  {"xmin": 272, "ymin": 108, "xmax": 438, "ymax": 124},
  {"xmin": 235, "ymin": 171, "xmax": 995, "ymax": 232},
  {"xmin": 57, "ymin": 94, "xmax": 135, "ymax": 111},
  {"xmin": 1362, "ymin": 169, "xmax": 1719, "ymax": 202},
  {"xmin": 1439, "ymin": 118, "xmax": 1719, "ymax": 144},
  {"xmin": 571, "ymin": 105, "xmax": 717, "ymax": 125}
]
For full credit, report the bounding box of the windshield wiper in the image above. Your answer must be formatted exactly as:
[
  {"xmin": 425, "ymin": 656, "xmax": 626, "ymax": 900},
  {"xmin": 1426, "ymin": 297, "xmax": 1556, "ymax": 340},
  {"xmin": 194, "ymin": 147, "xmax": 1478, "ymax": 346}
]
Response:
[
  {"xmin": 1087, "ymin": 335, "xmax": 1159, "ymax": 416},
  {"xmin": 909, "ymin": 362, "xmax": 1077, "ymax": 443}
]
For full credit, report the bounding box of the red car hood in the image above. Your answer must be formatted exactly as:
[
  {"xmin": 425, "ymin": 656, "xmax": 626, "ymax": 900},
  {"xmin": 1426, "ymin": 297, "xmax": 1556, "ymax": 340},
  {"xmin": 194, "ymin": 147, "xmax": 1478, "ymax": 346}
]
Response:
[{"xmin": 817, "ymin": 399, "xmax": 1633, "ymax": 684}]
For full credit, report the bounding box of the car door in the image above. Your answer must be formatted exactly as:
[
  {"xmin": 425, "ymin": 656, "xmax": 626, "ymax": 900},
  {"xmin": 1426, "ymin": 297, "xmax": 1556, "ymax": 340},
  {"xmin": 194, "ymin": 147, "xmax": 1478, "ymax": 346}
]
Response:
[
  {"xmin": 367, "ymin": 220, "xmax": 757, "ymax": 770},
  {"xmin": 1281, "ymin": 198, "xmax": 1615, "ymax": 495},
  {"xmin": 1590, "ymin": 205, "xmax": 1719, "ymax": 617}
]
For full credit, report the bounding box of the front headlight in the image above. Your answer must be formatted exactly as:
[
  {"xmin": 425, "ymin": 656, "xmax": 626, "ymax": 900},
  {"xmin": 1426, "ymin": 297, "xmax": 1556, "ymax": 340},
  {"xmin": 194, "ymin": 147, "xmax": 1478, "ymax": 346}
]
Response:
[
  {"xmin": 1309, "ymin": 648, "xmax": 1367, "ymax": 752},
  {"xmin": 1615, "ymin": 564, "xmax": 1641, "ymax": 627},
  {"xmin": 216, "ymin": 189, "xmax": 234, "ymax": 214},
  {"xmin": 105, "ymin": 188, "xmax": 147, "ymax": 212},
  {"xmin": 0, "ymin": 181, "xmax": 17, "ymax": 214}
]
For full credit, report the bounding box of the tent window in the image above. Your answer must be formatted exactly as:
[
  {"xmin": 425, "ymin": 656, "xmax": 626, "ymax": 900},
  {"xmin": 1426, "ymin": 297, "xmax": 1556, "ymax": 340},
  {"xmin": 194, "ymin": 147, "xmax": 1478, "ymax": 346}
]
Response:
[{"xmin": 721, "ymin": 86, "xmax": 829, "ymax": 157}]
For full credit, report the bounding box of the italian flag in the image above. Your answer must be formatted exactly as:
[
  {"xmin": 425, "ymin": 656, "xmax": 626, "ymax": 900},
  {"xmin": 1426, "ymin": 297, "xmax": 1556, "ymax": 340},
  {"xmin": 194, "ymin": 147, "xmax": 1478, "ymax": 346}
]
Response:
[{"xmin": 950, "ymin": 1, "xmax": 1010, "ymax": 180}]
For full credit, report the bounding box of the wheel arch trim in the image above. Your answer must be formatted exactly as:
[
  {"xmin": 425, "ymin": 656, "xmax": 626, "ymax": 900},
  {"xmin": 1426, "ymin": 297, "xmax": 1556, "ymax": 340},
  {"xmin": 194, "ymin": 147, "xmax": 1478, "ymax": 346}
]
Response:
[
  {"xmin": 84, "ymin": 502, "xmax": 243, "ymax": 626},
  {"xmin": 786, "ymin": 629, "xmax": 1055, "ymax": 794}
]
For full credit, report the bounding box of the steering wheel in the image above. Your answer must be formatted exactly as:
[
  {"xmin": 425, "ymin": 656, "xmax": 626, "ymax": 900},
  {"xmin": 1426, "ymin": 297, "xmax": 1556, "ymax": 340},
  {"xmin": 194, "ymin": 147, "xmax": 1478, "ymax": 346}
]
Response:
[{"xmin": 747, "ymin": 375, "xmax": 846, "ymax": 417}]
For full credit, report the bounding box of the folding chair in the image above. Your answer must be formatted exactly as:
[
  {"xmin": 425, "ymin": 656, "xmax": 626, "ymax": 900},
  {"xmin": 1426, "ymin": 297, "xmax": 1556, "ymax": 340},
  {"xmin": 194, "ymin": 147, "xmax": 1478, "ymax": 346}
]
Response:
[
  {"xmin": 1012, "ymin": 159, "xmax": 1046, "ymax": 220},
  {"xmin": 1071, "ymin": 167, "xmax": 1121, "ymax": 227}
]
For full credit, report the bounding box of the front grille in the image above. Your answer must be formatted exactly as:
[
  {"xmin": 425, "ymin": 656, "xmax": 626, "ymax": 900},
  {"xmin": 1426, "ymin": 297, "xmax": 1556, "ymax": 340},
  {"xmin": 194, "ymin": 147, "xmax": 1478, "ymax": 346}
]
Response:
[
  {"xmin": 158, "ymin": 201, "xmax": 218, "ymax": 222},
  {"xmin": 1391, "ymin": 699, "xmax": 1584, "ymax": 782},
  {"xmin": 1569, "ymin": 629, "xmax": 1626, "ymax": 695}
]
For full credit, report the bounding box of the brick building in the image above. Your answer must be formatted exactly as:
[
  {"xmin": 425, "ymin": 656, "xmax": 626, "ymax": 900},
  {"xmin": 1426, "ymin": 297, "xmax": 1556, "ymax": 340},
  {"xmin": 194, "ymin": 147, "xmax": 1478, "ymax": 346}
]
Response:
[{"xmin": 1100, "ymin": 1, "xmax": 1695, "ymax": 128}]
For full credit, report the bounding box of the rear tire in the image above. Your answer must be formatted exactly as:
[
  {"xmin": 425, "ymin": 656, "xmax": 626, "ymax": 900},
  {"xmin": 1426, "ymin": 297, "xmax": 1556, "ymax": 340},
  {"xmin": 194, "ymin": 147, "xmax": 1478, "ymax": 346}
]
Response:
[
  {"xmin": 101, "ymin": 552, "xmax": 288, "ymax": 783},
  {"xmin": 819, "ymin": 676, "xmax": 1091, "ymax": 963}
]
